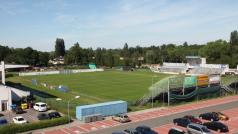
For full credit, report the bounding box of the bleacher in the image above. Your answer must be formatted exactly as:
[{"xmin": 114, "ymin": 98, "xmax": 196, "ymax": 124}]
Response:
[
  {"xmin": 189, "ymin": 67, "xmax": 223, "ymax": 75},
  {"xmin": 159, "ymin": 66, "xmax": 187, "ymax": 74}
]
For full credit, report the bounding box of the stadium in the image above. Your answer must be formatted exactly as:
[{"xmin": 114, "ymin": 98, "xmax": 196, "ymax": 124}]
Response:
[{"xmin": 5, "ymin": 57, "xmax": 238, "ymax": 117}]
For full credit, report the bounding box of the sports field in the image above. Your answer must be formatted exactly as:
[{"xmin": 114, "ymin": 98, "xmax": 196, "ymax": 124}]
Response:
[{"xmin": 7, "ymin": 70, "xmax": 170, "ymax": 106}]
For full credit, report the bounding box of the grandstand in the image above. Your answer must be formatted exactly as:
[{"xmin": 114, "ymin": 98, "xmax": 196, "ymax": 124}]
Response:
[
  {"xmin": 189, "ymin": 67, "xmax": 223, "ymax": 75},
  {"xmin": 156, "ymin": 62, "xmax": 187, "ymax": 74},
  {"xmin": 159, "ymin": 66, "xmax": 187, "ymax": 74},
  {"xmin": 153, "ymin": 56, "xmax": 229, "ymax": 75}
]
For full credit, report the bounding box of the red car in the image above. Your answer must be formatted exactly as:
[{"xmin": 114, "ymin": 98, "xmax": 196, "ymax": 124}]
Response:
[{"xmin": 184, "ymin": 115, "xmax": 202, "ymax": 124}]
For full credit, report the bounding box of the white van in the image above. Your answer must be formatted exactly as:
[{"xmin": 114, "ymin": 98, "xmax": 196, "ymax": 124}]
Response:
[{"xmin": 33, "ymin": 102, "xmax": 47, "ymax": 112}]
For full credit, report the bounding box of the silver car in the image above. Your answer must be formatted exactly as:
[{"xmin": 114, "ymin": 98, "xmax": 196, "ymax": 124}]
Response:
[{"xmin": 187, "ymin": 123, "xmax": 212, "ymax": 134}]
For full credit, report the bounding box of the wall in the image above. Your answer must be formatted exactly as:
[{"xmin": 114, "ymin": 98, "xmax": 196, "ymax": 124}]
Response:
[
  {"xmin": 19, "ymin": 69, "xmax": 104, "ymax": 76},
  {"xmin": 10, "ymin": 87, "xmax": 30, "ymax": 101},
  {"xmin": 0, "ymin": 85, "xmax": 12, "ymax": 111},
  {"xmin": 200, "ymin": 64, "xmax": 229, "ymax": 69}
]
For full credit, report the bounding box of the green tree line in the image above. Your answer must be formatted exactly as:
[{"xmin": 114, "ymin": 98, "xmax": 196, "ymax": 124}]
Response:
[{"xmin": 0, "ymin": 30, "xmax": 238, "ymax": 67}]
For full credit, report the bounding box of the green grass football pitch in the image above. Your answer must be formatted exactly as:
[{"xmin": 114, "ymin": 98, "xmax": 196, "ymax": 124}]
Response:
[{"xmin": 7, "ymin": 70, "xmax": 170, "ymax": 105}]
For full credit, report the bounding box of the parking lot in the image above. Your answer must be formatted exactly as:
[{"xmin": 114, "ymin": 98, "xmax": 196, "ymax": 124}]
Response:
[
  {"xmin": 0, "ymin": 106, "xmax": 63, "ymax": 124},
  {"xmin": 153, "ymin": 107, "xmax": 238, "ymax": 134},
  {"xmin": 0, "ymin": 108, "xmax": 40, "ymax": 123},
  {"xmin": 37, "ymin": 95, "xmax": 238, "ymax": 134}
]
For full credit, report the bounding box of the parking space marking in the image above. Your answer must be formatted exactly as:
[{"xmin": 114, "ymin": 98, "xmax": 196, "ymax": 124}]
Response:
[
  {"xmin": 68, "ymin": 126, "xmax": 87, "ymax": 133},
  {"xmin": 90, "ymin": 121, "xmax": 110, "ymax": 128},
  {"xmin": 79, "ymin": 123, "xmax": 99, "ymax": 131},
  {"xmin": 100, "ymin": 120, "xmax": 120, "ymax": 126}
]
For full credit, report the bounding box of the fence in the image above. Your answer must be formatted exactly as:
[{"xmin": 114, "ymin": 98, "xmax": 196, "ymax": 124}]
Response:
[
  {"xmin": 19, "ymin": 69, "xmax": 104, "ymax": 76},
  {"xmin": 34, "ymin": 95, "xmax": 79, "ymax": 117}
]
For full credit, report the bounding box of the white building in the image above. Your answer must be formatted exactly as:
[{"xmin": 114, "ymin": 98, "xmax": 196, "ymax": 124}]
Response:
[
  {"xmin": 0, "ymin": 61, "xmax": 30, "ymax": 111},
  {"xmin": 0, "ymin": 85, "xmax": 12, "ymax": 111},
  {"xmin": 0, "ymin": 85, "xmax": 30, "ymax": 111},
  {"xmin": 48, "ymin": 56, "xmax": 64, "ymax": 65}
]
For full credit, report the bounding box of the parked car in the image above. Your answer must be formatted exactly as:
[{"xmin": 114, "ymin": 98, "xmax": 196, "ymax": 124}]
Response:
[
  {"xmin": 168, "ymin": 128, "xmax": 186, "ymax": 134},
  {"xmin": 37, "ymin": 113, "xmax": 50, "ymax": 120},
  {"xmin": 135, "ymin": 125, "xmax": 158, "ymax": 134},
  {"xmin": 211, "ymin": 112, "xmax": 229, "ymax": 121},
  {"xmin": 112, "ymin": 114, "xmax": 131, "ymax": 123},
  {"xmin": 124, "ymin": 128, "xmax": 139, "ymax": 134},
  {"xmin": 173, "ymin": 118, "xmax": 191, "ymax": 127},
  {"xmin": 48, "ymin": 111, "xmax": 61, "ymax": 119},
  {"xmin": 0, "ymin": 118, "xmax": 7, "ymax": 125},
  {"xmin": 12, "ymin": 107, "xmax": 24, "ymax": 114},
  {"xmin": 203, "ymin": 121, "xmax": 229, "ymax": 132},
  {"xmin": 187, "ymin": 123, "xmax": 212, "ymax": 134},
  {"xmin": 184, "ymin": 115, "xmax": 202, "ymax": 124},
  {"xmin": 13, "ymin": 116, "xmax": 27, "ymax": 124},
  {"xmin": 33, "ymin": 102, "xmax": 47, "ymax": 112},
  {"xmin": 199, "ymin": 112, "xmax": 219, "ymax": 121}
]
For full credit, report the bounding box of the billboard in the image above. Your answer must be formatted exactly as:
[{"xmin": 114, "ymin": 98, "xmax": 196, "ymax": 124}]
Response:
[
  {"xmin": 209, "ymin": 75, "xmax": 220, "ymax": 84},
  {"xmin": 169, "ymin": 77, "xmax": 184, "ymax": 89},
  {"xmin": 184, "ymin": 76, "xmax": 197, "ymax": 88},
  {"xmin": 197, "ymin": 75, "xmax": 209, "ymax": 87}
]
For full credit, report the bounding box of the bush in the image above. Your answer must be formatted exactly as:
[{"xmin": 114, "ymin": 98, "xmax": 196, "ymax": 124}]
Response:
[{"xmin": 0, "ymin": 116, "xmax": 69, "ymax": 134}]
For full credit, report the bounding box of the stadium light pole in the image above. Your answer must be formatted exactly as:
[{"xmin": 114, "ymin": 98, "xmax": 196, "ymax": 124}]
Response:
[{"xmin": 67, "ymin": 96, "xmax": 80, "ymax": 125}]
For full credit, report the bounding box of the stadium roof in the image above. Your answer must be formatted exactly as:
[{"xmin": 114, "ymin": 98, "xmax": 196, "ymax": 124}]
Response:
[
  {"xmin": 0, "ymin": 64, "xmax": 29, "ymax": 70},
  {"xmin": 186, "ymin": 56, "xmax": 201, "ymax": 59}
]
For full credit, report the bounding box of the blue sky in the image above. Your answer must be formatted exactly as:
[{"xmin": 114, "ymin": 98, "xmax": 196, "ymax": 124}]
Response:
[{"xmin": 0, "ymin": 0, "xmax": 238, "ymax": 51}]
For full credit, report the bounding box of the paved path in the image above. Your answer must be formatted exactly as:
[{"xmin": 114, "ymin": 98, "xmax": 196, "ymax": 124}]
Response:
[{"xmin": 33, "ymin": 95, "xmax": 238, "ymax": 134}]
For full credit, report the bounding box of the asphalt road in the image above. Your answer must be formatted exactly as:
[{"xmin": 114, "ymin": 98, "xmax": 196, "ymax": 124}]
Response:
[{"xmin": 86, "ymin": 100, "xmax": 238, "ymax": 134}]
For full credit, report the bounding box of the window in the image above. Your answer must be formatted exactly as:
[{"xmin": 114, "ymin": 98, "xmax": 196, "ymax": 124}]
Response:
[
  {"xmin": 202, "ymin": 127, "xmax": 210, "ymax": 132},
  {"xmin": 18, "ymin": 118, "xmax": 24, "ymax": 121},
  {"xmin": 41, "ymin": 104, "xmax": 46, "ymax": 107}
]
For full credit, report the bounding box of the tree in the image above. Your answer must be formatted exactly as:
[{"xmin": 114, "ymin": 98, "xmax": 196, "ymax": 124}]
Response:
[
  {"xmin": 230, "ymin": 30, "xmax": 238, "ymax": 46},
  {"xmin": 107, "ymin": 50, "xmax": 114, "ymax": 67},
  {"xmin": 55, "ymin": 38, "xmax": 65, "ymax": 57},
  {"xmin": 64, "ymin": 42, "xmax": 82, "ymax": 65},
  {"xmin": 122, "ymin": 43, "xmax": 129, "ymax": 57},
  {"xmin": 146, "ymin": 50, "xmax": 155, "ymax": 64},
  {"xmin": 38, "ymin": 52, "xmax": 49, "ymax": 66},
  {"xmin": 183, "ymin": 41, "xmax": 188, "ymax": 47},
  {"xmin": 199, "ymin": 40, "xmax": 229, "ymax": 64},
  {"xmin": 95, "ymin": 48, "xmax": 103, "ymax": 66},
  {"xmin": 0, "ymin": 45, "xmax": 11, "ymax": 61}
]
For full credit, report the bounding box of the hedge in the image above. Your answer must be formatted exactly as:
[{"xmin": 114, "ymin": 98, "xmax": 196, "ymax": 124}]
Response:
[{"xmin": 0, "ymin": 116, "xmax": 69, "ymax": 134}]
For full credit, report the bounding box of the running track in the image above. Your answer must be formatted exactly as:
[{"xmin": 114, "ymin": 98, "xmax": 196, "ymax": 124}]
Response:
[{"xmin": 33, "ymin": 95, "xmax": 238, "ymax": 134}]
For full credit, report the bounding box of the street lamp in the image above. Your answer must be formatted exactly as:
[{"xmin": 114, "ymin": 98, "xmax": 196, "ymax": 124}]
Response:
[
  {"xmin": 67, "ymin": 96, "xmax": 80, "ymax": 124},
  {"xmin": 56, "ymin": 96, "xmax": 80, "ymax": 125}
]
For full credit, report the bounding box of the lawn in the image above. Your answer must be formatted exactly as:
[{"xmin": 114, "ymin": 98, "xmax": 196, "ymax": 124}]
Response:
[{"xmin": 7, "ymin": 70, "xmax": 170, "ymax": 112}]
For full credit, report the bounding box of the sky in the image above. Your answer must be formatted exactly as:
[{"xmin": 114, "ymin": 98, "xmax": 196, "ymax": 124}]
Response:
[{"xmin": 0, "ymin": 0, "xmax": 238, "ymax": 51}]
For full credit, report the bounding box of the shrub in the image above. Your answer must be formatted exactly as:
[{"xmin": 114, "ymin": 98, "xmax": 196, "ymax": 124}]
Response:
[{"xmin": 0, "ymin": 116, "xmax": 69, "ymax": 134}]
